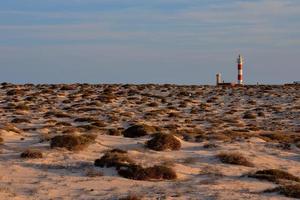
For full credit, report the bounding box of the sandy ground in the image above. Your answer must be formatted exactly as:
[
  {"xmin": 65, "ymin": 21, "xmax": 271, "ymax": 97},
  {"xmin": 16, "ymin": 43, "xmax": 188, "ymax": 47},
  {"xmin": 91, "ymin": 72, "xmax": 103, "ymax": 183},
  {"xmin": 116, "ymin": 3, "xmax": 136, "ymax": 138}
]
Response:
[{"xmin": 0, "ymin": 83, "xmax": 299, "ymax": 200}]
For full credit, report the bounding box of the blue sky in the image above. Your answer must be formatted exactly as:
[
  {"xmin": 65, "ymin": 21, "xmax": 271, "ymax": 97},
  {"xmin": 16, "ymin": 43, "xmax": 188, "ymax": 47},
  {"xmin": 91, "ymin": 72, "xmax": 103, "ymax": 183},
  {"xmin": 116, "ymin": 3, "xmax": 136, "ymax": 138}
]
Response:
[{"xmin": 0, "ymin": 0, "xmax": 299, "ymax": 84}]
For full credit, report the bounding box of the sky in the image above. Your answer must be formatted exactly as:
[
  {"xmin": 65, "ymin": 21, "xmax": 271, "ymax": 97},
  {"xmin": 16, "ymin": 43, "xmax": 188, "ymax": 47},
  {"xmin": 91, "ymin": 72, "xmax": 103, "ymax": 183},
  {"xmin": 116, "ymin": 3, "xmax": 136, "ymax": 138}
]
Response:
[{"xmin": 0, "ymin": 0, "xmax": 299, "ymax": 84}]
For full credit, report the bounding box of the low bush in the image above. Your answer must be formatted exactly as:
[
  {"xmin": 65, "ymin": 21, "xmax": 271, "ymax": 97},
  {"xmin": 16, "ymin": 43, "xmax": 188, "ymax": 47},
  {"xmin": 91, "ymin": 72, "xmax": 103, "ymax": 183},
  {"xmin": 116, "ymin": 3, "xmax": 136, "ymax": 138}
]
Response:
[
  {"xmin": 20, "ymin": 149, "xmax": 43, "ymax": 159},
  {"xmin": 50, "ymin": 134, "xmax": 97, "ymax": 151},
  {"xmin": 118, "ymin": 164, "xmax": 177, "ymax": 181},
  {"xmin": 107, "ymin": 128, "xmax": 122, "ymax": 136},
  {"xmin": 249, "ymin": 169, "xmax": 300, "ymax": 183},
  {"xmin": 95, "ymin": 149, "xmax": 177, "ymax": 181},
  {"xmin": 243, "ymin": 112, "xmax": 256, "ymax": 119},
  {"xmin": 15, "ymin": 104, "xmax": 30, "ymax": 111},
  {"xmin": 276, "ymin": 183, "xmax": 300, "ymax": 198},
  {"xmin": 123, "ymin": 124, "xmax": 157, "ymax": 138},
  {"xmin": 203, "ymin": 143, "xmax": 218, "ymax": 149},
  {"xmin": 11, "ymin": 118, "xmax": 30, "ymax": 123},
  {"xmin": 147, "ymin": 102, "xmax": 159, "ymax": 107},
  {"xmin": 119, "ymin": 194, "xmax": 143, "ymax": 200},
  {"xmin": 85, "ymin": 169, "xmax": 104, "ymax": 177},
  {"xmin": 94, "ymin": 149, "xmax": 134, "ymax": 169},
  {"xmin": 217, "ymin": 152, "xmax": 254, "ymax": 167},
  {"xmin": 259, "ymin": 132, "xmax": 300, "ymax": 144},
  {"xmin": 74, "ymin": 117, "xmax": 96, "ymax": 123},
  {"xmin": 146, "ymin": 133, "xmax": 181, "ymax": 151}
]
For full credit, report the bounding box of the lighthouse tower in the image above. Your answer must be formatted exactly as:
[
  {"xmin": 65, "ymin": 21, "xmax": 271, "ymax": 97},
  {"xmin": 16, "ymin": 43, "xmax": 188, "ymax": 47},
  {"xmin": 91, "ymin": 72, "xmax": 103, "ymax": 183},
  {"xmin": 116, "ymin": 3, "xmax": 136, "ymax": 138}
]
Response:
[{"xmin": 237, "ymin": 54, "xmax": 244, "ymax": 85}]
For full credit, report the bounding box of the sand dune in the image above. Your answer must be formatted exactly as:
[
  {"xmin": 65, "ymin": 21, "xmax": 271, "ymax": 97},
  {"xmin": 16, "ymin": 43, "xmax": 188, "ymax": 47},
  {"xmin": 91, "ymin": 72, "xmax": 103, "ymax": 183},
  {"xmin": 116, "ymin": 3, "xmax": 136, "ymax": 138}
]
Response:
[{"xmin": 0, "ymin": 83, "xmax": 299, "ymax": 199}]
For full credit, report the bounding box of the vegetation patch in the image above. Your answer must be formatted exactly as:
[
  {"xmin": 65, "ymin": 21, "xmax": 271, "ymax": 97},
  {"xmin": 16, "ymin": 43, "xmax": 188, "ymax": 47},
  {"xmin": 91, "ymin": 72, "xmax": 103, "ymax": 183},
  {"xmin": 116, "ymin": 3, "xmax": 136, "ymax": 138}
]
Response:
[
  {"xmin": 119, "ymin": 194, "xmax": 143, "ymax": 200},
  {"xmin": 118, "ymin": 164, "xmax": 177, "ymax": 181},
  {"xmin": 265, "ymin": 183, "xmax": 300, "ymax": 198},
  {"xmin": 123, "ymin": 124, "xmax": 157, "ymax": 138},
  {"xmin": 94, "ymin": 149, "xmax": 134, "ymax": 169},
  {"xmin": 50, "ymin": 134, "xmax": 97, "ymax": 151},
  {"xmin": 217, "ymin": 152, "xmax": 254, "ymax": 167},
  {"xmin": 85, "ymin": 169, "xmax": 104, "ymax": 177},
  {"xmin": 243, "ymin": 112, "xmax": 256, "ymax": 119},
  {"xmin": 259, "ymin": 132, "xmax": 300, "ymax": 144},
  {"xmin": 107, "ymin": 128, "xmax": 122, "ymax": 136},
  {"xmin": 249, "ymin": 169, "xmax": 300, "ymax": 183},
  {"xmin": 95, "ymin": 149, "xmax": 177, "ymax": 181},
  {"xmin": 11, "ymin": 118, "xmax": 30, "ymax": 123},
  {"xmin": 20, "ymin": 149, "xmax": 43, "ymax": 159},
  {"xmin": 146, "ymin": 133, "xmax": 181, "ymax": 151}
]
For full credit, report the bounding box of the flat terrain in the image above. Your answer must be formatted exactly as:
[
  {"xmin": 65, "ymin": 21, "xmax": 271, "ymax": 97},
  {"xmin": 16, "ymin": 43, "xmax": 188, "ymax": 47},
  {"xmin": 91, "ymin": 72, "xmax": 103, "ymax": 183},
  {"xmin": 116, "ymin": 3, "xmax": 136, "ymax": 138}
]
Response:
[{"xmin": 0, "ymin": 83, "xmax": 299, "ymax": 200}]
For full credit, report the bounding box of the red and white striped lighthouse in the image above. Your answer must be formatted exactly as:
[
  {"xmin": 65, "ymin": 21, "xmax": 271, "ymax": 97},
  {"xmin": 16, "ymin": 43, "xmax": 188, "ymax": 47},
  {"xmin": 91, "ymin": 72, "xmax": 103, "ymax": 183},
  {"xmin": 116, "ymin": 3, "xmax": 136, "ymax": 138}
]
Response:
[{"xmin": 237, "ymin": 54, "xmax": 244, "ymax": 85}]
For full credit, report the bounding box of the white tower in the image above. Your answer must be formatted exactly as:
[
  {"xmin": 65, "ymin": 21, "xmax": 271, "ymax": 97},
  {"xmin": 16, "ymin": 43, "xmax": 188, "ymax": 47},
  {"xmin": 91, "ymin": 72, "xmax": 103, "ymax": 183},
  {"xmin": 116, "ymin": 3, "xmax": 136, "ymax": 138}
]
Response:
[{"xmin": 216, "ymin": 73, "xmax": 222, "ymax": 85}]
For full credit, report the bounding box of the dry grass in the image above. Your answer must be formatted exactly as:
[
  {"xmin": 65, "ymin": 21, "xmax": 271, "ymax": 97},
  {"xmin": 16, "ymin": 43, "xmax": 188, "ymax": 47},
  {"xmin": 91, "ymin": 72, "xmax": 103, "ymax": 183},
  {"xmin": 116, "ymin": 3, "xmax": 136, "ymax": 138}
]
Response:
[
  {"xmin": 95, "ymin": 149, "xmax": 177, "ymax": 181},
  {"xmin": 94, "ymin": 149, "xmax": 134, "ymax": 169},
  {"xmin": 265, "ymin": 183, "xmax": 300, "ymax": 198},
  {"xmin": 50, "ymin": 134, "xmax": 97, "ymax": 151},
  {"xmin": 259, "ymin": 132, "xmax": 300, "ymax": 144},
  {"xmin": 119, "ymin": 194, "xmax": 143, "ymax": 200},
  {"xmin": 20, "ymin": 149, "xmax": 43, "ymax": 159},
  {"xmin": 11, "ymin": 118, "xmax": 31, "ymax": 123},
  {"xmin": 146, "ymin": 133, "xmax": 181, "ymax": 151},
  {"xmin": 118, "ymin": 164, "xmax": 177, "ymax": 181},
  {"xmin": 249, "ymin": 169, "xmax": 300, "ymax": 183},
  {"xmin": 217, "ymin": 152, "xmax": 254, "ymax": 167},
  {"xmin": 85, "ymin": 169, "xmax": 104, "ymax": 177},
  {"xmin": 123, "ymin": 124, "xmax": 157, "ymax": 138},
  {"xmin": 203, "ymin": 143, "xmax": 218, "ymax": 149},
  {"xmin": 243, "ymin": 112, "xmax": 256, "ymax": 119}
]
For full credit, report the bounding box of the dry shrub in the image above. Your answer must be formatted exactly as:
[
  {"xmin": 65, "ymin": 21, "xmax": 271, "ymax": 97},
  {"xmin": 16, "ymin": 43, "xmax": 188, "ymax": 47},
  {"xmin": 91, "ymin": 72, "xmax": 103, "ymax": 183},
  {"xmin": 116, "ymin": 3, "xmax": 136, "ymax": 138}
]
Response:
[
  {"xmin": 181, "ymin": 157, "xmax": 198, "ymax": 165},
  {"xmin": 249, "ymin": 169, "xmax": 300, "ymax": 183},
  {"xmin": 91, "ymin": 121, "xmax": 106, "ymax": 127},
  {"xmin": 20, "ymin": 149, "xmax": 43, "ymax": 159},
  {"xmin": 267, "ymin": 183, "xmax": 300, "ymax": 198},
  {"xmin": 243, "ymin": 112, "xmax": 256, "ymax": 119},
  {"xmin": 50, "ymin": 134, "xmax": 97, "ymax": 151},
  {"xmin": 85, "ymin": 169, "xmax": 104, "ymax": 177},
  {"xmin": 94, "ymin": 149, "xmax": 134, "ymax": 169},
  {"xmin": 11, "ymin": 118, "xmax": 30, "ymax": 123},
  {"xmin": 95, "ymin": 149, "xmax": 177, "ymax": 181},
  {"xmin": 195, "ymin": 132, "xmax": 231, "ymax": 143},
  {"xmin": 15, "ymin": 104, "xmax": 30, "ymax": 110},
  {"xmin": 6, "ymin": 89, "xmax": 23, "ymax": 96},
  {"xmin": 77, "ymin": 124, "xmax": 101, "ymax": 132},
  {"xmin": 257, "ymin": 112, "xmax": 265, "ymax": 117},
  {"xmin": 123, "ymin": 124, "xmax": 157, "ymax": 138},
  {"xmin": 44, "ymin": 111, "xmax": 71, "ymax": 118},
  {"xmin": 118, "ymin": 164, "xmax": 177, "ymax": 181},
  {"xmin": 147, "ymin": 102, "xmax": 159, "ymax": 107},
  {"xmin": 217, "ymin": 152, "xmax": 254, "ymax": 167},
  {"xmin": 146, "ymin": 133, "xmax": 181, "ymax": 151},
  {"xmin": 55, "ymin": 121, "xmax": 72, "ymax": 126},
  {"xmin": 259, "ymin": 132, "xmax": 300, "ymax": 144},
  {"xmin": 0, "ymin": 123, "xmax": 21, "ymax": 133},
  {"xmin": 74, "ymin": 117, "xmax": 96, "ymax": 123},
  {"xmin": 106, "ymin": 128, "xmax": 122, "ymax": 136},
  {"xmin": 203, "ymin": 143, "xmax": 218, "ymax": 149},
  {"xmin": 168, "ymin": 112, "xmax": 180, "ymax": 118},
  {"xmin": 119, "ymin": 194, "xmax": 143, "ymax": 200},
  {"xmin": 190, "ymin": 108, "xmax": 199, "ymax": 114}
]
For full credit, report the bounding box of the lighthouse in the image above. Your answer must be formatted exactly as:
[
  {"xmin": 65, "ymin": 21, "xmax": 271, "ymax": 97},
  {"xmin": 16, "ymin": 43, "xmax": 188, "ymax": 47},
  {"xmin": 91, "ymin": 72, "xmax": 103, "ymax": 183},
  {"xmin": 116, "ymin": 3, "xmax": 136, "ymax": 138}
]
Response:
[{"xmin": 237, "ymin": 54, "xmax": 244, "ymax": 85}]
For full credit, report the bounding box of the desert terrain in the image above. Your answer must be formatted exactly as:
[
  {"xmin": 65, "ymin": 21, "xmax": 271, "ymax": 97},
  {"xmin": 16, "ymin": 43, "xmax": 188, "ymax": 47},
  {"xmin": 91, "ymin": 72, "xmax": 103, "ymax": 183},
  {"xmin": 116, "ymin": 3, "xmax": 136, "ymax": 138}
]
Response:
[{"xmin": 0, "ymin": 83, "xmax": 299, "ymax": 200}]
